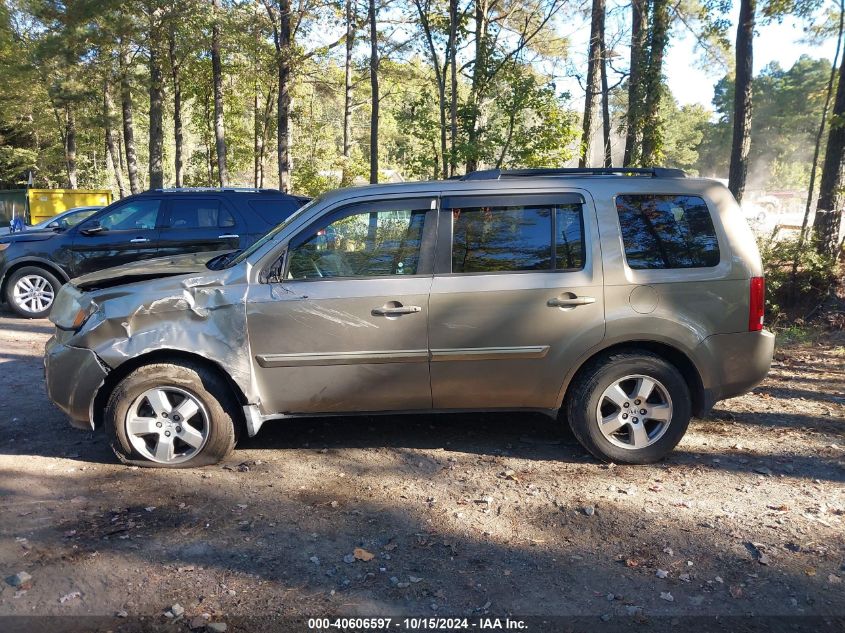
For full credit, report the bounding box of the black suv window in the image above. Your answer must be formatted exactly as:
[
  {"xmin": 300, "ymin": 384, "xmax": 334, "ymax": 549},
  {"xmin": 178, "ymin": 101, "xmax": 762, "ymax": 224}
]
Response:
[
  {"xmin": 616, "ymin": 195, "xmax": 720, "ymax": 269},
  {"xmin": 288, "ymin": 206, "xmax": 427, "ymax": 279},
  {"xmin": 449, "ymin": 198, "xmax": 585, "ymax": 273},
  {"xmin": 168, "ymin": 199, "xmax": 235, "ymax": 229},
  {"xmin": 97, "ymin": 200, "xmax": 161, "ymax": 231}
]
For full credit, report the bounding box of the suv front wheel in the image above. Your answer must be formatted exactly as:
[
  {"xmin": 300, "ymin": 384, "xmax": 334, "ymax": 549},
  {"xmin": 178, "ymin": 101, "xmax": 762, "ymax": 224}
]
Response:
[
  {"xmin": 566, "ymin": 351, "xmax": 691, "ymax": 464},
  {"xmin": 5, "ymin": 266, "xmax": 61, "ymax": 318},
  {"xmin": 106, "ymin": 361, "xmax": 239, "ymax": 468}
]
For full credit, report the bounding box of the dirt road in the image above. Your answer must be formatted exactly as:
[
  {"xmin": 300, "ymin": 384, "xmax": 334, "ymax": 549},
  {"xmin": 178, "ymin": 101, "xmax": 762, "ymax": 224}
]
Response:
[{"xmin": 0, "ymin": 310, "xmax": 843, "ymax": 631}]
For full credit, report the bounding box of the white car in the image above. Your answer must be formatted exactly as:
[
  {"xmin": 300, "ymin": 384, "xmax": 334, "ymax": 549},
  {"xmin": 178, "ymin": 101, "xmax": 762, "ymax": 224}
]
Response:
[{"xmin": 0, "ymin": 206, "xmax": 102, "ymax": 236}]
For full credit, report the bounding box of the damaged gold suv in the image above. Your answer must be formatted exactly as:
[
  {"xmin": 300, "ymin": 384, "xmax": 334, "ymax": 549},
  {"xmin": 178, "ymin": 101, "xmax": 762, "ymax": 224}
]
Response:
[{"xmin": 45, "ymin": 168, "xmax": 774, "ymax": 467}]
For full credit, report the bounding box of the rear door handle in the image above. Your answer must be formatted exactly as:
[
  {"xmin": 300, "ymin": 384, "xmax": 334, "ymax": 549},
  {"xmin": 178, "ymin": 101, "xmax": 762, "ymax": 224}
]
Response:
[
  {"xmin": 218, "ymin": 234, "xmax": 239, "ymax": 239},
  {"xmin": 130, "ymin": 237, "xmax": 150, "ymax": 243},
  {"xmin": 547, "ymin": 295, "xmax": 596, "ymax": 307},
  {"xmin": 372, "ymin": 305, "xmax": 422, "ymax": 316}
]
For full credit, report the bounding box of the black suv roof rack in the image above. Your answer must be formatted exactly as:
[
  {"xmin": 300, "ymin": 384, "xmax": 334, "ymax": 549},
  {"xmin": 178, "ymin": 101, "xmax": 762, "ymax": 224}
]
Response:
[
  {"xmin": 152, "ymin": 187, "xmax": 283, "ymax": 193},
  {"xmin": 460, "ymin": 167, "xmax": 686, "ymax": 181}
]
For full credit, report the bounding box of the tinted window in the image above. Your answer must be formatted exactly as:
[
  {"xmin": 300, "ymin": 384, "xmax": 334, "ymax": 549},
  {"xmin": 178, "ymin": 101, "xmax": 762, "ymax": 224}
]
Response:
[
  {"xmin": 168, "ymin": 199, "xmax": 234, "ymax": 229},
  {"xmin": 555, "ymin": 204, "xmax": 585, "ymax": 270},
  {"xmin": 97, "ymin": 200, "xmax": 160, "ymax": 231},
  {"xmin": 288, "ymin": 208, "xmax": 426, "ymax": 279},
  {"xmin": 616, "ymin": 195, "xmax": 720, "ymax": 269},
  {"xmin": 248, "ymin": 199, "xmax": 300, "ymax": 224},
  {"xmin": 451, "ymin": 202, "xmax": 585, "ymax": 273}
]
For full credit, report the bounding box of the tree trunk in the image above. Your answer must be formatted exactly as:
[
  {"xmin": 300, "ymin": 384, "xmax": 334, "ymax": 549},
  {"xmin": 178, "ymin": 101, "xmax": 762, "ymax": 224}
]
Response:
[
  {"xmin": 169, "ymin": 27, "xmax": 184, "ymax": 188},
  {"xmin": 800, "ymin": 0, "xmax": 844, "ymax": 253},
  {"xmin": 211, "ymin": 0, "xmax": 229, "ymax": 187},
  {"xmin": 104, "ymin": 82, "xmax": 127, "ymax": 197},
  {"xmin": 414, "ymin": 0, "xmax": 448, "ymax": 180},
  {"xmin": 148, "ymin": 16, "xmax": 164, "ymax": 190},
  {"xmin": 728, "ymin": 0, "xmax": 755, "ymax": 203},
  {"xmin": 465, "ymin": 0, "xmax": 488, "ymax": 173},
  {"xmin": 65, "ymin": 104, "xmax": 78, "ymax": 188},
  {"xmin": 579, "ymin": 0, "xmax": 604, "ymax": 168},
  {"xmin": 369, "ymin": 0, "xmax": 379, "ymax": 184},
  {"xmin": 448, "ymin": 0, "xmax": 458, "ymax": 176},
  {"xmin": 623, "ymin": 0, "xmax": 647, "ymax": 167},
  {"xmin": 813, "ymin": 47, "xmax": 845, "ymax": 256},
  {"xmin": 120, "ymin": 46, "xmax": 140, "ymax": 194},
  {"xmin": 275, "ymin": 0, "xmax": 293, "ymax": 192},
  {"xmin": 342, "ymin": 0, "xmax": 355, "ymax": 185},
  {"xmin": 600, "ymin": 30, "xmax": 612, "ymax": 168},
  {"xmin": 640, "ymin": 0, "xmax": 670, "ymax": 165}
]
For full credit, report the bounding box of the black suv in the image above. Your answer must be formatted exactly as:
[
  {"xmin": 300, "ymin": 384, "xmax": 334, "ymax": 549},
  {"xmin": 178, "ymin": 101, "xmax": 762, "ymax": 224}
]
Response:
[{"xmin": 0, "ymin": 188, "xmax": 308, "ymax": 318}]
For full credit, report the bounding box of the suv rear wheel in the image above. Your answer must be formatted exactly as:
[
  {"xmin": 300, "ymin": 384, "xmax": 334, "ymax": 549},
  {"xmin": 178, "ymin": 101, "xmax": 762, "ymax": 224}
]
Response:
[
  {"xmin": 105, "ymin": 361, "xmax": 238, "ymax": 468},
  {"xmin": 565, "ymin": 351, "xmax": 691, "ymax": 464},
  {"xmin": 5, "ymin": 266, "xmax": 61, "ymax": 318}
]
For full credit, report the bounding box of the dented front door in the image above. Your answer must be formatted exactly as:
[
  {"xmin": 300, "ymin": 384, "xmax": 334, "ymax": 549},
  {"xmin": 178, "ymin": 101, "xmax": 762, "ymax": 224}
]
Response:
[{"xmin": 245, "ymin": 198, "xmax": 437, "ymax": 415}]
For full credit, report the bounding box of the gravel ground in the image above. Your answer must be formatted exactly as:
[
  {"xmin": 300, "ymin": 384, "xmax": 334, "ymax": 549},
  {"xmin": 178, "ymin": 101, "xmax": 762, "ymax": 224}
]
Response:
[{"xmin": 0, "ymin": 309, "xmax": 843, "ymax": 632}]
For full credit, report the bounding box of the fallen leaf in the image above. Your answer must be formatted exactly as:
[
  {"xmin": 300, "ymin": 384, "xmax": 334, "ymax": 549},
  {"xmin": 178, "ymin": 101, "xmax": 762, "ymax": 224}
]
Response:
[{"xmin": 353, "ymin": 547, "xmax": 375, "ymax": 561}]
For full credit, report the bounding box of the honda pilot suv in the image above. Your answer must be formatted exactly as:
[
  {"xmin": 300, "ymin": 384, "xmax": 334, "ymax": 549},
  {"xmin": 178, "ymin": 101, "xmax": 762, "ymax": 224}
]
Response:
[
  {"xmin": 45, "ymin": 168, "xmax": 774, "ymax": 466},
  {"xmin": 0, "ymin": 188, "xmax": 307, "ymax": 318}
]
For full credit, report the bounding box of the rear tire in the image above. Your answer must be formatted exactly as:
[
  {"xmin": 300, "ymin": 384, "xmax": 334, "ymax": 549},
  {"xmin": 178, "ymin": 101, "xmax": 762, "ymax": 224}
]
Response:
[
  {"xmin": 565, "ymin": 351, "xmax": 691, "ymax": 464},
  {"xmin": 105, "ymin": 361, "xmax": 238, "ymax": 468},
  {"xmin": 5, "ymin": 266, "xmax": 61, "ymax": 318}
]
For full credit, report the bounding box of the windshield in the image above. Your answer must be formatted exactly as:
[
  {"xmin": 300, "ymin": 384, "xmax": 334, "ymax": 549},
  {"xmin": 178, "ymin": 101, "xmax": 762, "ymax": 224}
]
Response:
[{"xmin": 222, "ymin": 194, "xmax": 324, "ymax": 268}]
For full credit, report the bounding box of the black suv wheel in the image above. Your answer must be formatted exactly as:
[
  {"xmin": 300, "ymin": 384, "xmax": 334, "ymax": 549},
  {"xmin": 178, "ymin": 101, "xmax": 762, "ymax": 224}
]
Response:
[{"xmin": 5, "ymin": 266, "xmax": 61, "ymax": 318}]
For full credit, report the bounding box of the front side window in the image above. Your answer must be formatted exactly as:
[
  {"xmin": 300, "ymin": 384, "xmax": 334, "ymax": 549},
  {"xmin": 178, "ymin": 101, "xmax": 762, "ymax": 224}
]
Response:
[
  {"xmin": 450, "ymin": 201, "xmax": 585, "ymax": 273},
  {"xmin": 288, "ymin": 207, "xmax": 427, "ymax": 279},
  {"xmin": 616, "ymin": 195, "xmax": 720, "ymax": 269},
  {"xmin": 96, "ymin": 200, "xmax": 161, "ymax": 231}
]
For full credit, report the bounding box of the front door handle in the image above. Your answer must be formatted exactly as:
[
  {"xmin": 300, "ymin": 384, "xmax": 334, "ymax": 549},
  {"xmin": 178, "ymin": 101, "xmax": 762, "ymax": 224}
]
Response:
[
  {"xmin": 130, "ymin": 237, "xmax": 150, "ymax": 243},
  {"xmin": 372, "ymin": 305, "xmax": 422, "ymax": 316},
  {"xmin": 218, "ymin": 234, "xmax": 239, "ymax": 239},
  {"xmin": 547, "ymin": 295, "xmax": 596, "ymax": 307}
]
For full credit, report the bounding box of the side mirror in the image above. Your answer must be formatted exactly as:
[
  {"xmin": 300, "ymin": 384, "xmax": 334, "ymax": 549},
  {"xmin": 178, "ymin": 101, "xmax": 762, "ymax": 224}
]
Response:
[
  {"xmin": 79, "ymin": 220, "xmax": 104, "ymax": 235},
  {"xmin": 47, "ymin": 221, "xmax": 61, "ymax": 231}
]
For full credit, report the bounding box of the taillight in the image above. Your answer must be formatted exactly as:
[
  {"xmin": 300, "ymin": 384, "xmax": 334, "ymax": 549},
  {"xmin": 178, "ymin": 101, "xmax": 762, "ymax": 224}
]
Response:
[{"xmin": 749, "ymin": 277, "xmax": 765, "ymax": 331}]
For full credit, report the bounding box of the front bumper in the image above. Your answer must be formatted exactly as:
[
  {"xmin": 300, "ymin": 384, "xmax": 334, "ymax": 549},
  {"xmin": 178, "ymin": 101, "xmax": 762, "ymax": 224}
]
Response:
[
  {"xmin": 45, "ymin": 335, "xmax": 109, "ymax": 430},
  {"xmin": 696, "ymin": 329, "xmax": 776, "ymax": 411}
]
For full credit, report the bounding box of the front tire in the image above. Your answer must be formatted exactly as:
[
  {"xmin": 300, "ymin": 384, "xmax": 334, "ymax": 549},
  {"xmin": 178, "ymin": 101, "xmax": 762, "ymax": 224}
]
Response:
[
  {"xmin": 5, "ymin": 266, "xmax": 61, "ymax": 318},
  {"xmin": 565, "ymin": 351, "xmax": 691, "ymax": 464},
  {"xmin": 105, "ymin": 361, "xmax": 238, "ymax": 468}
]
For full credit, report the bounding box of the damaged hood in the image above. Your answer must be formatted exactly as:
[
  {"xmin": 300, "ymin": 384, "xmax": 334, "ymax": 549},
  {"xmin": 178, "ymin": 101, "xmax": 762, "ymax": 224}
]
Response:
[{"xmin": 72, "ymin": 251, "xmax": 227, "ymax": 291}]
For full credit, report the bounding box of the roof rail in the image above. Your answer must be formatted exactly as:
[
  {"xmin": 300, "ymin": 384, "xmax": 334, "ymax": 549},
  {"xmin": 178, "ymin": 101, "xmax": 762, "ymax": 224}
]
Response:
[
  {"xmin": 460, "ymin": 167, "xmax": 687, "ymax": 181},
  {"xmin": 152, "ymin": 187, "xmax": 282, "ymax": 193}
]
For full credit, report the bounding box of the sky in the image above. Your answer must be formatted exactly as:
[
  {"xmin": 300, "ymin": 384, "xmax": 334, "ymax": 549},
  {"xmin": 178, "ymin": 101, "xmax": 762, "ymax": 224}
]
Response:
[
  {"xmin": 666, "ymin": 13, "xmax": 840, "ymax": 108},
  {"xmin": 554, "ymin": 4, "xmax": 840, "ymax": 112}
]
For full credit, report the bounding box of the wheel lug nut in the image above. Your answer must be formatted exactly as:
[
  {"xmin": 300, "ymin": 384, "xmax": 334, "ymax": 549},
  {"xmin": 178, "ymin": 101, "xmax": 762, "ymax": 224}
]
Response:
[
  {"xmin": 640, "ymin": 409, "xmax": 647, "ymax": 414},
  {"xmin": 622, "ymin": 413, "xmax": 628, "ymax": 419},
  {"xmin": 161, "ymin": 412, "xmax": 168, "ymax": 418},
  {"xmin": 623, "ymin": 402, "xmax": 629, "ymax": 408},
  {"xmin": 632, "ymin": 417, "xmax": 639, "ymax": 423},
  {"xmin": 164, "ymin": 431, "xmax": 171, "ymax": 437},
  {"xmin": 634, "ymin": 399, "xmax": 641, "ymax": 405},
  {"xmin": 176, "ymin": 426, "xmax": 182, "ymax": 433}
]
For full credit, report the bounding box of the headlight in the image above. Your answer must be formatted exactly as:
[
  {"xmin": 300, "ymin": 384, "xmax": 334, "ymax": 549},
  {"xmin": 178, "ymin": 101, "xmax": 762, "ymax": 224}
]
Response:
[
  {"xmin": 50, "ymin": 284, "xmax": 99, "ymax": 331},
  {"xmin": 0, "ymin": 243, "xmax": 9, "ymax": 251}
]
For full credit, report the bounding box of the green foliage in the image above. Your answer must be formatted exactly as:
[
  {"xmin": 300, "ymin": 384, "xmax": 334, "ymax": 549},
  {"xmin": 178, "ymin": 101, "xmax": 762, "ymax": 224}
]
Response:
[
  {"xmin": 697, "ymin": 56, "xmax": 832, "ymax": 186},
  {"xmin": 757, "ymin": 230, "xmax": 837, "ymax": 322}
]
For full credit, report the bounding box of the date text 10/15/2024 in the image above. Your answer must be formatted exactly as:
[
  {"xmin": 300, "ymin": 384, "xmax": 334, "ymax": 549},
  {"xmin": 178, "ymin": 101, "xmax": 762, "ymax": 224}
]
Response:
[{"xmin": 307, "ymin": 618, "xmax": 528, "ymax": 630}]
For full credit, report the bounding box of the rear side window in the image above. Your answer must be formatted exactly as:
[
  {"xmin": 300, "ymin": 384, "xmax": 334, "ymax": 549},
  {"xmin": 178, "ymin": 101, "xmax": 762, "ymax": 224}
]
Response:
[
  {"xmin": 615, "ymin": 195, "xmax": 720, "ymax": 269},
  {"xmin": 450, "ymin": 200, "xmax": 585, "ymax": 273},
  {"xmin": 168, "ymin": 199, "xmax": 234, "ymax": 229},
  {"xmin": 248, "ymin": 199, "xmax": 300, "ymax": 224}
]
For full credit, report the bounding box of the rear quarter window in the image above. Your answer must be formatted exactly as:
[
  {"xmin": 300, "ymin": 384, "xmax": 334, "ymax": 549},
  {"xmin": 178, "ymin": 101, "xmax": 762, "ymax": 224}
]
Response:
[
  {"xmin": 247, "ymin": 199, "xmax": 302, "ymax": 225},
  {"xmin": 615, "ymin": 194, "xmax": 720, "ymax": 269}
]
